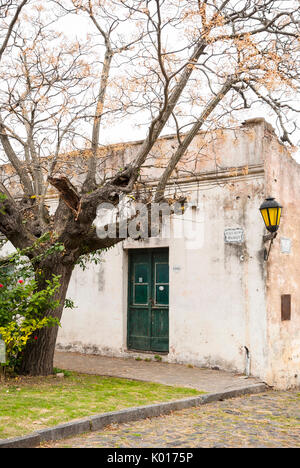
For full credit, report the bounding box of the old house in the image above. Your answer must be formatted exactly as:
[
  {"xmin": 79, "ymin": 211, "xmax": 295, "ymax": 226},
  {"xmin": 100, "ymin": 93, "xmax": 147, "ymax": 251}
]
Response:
[
  {"xmin": 52, "ymin": 118, "xmax": 300, "ymax": 390},
  {"xmin": 1, "ymin": 118, "xmax": 300, "ymax": 389}
]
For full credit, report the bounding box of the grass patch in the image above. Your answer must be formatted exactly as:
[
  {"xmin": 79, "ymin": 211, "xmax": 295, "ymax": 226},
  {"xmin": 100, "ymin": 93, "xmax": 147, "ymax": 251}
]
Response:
[{"xmin": 0, "ymin": 371, "xmax": 203, "ymax": 439}]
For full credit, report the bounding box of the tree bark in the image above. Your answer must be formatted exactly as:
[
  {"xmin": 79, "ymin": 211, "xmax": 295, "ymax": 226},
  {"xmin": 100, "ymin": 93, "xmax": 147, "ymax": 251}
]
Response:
[{"xmin": 18, "ymin": 259, "xmax": 74, "ymax": 376}]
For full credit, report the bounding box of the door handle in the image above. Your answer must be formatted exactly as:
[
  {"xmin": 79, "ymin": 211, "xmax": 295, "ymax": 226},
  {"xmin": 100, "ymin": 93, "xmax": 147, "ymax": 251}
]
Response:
[{"xmin": 149, "ymin": 298, "xmax": 154, "ymax": 306}]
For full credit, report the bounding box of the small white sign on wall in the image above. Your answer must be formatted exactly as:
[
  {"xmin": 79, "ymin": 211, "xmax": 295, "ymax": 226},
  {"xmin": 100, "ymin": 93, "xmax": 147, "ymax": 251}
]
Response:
[
  {"xmin": 280, "ymin": 237, "xmax": 292, "ymax": 254},
  {"xmin": 224, "ymin": 228, "xmax": 244, "ymax": 244}
]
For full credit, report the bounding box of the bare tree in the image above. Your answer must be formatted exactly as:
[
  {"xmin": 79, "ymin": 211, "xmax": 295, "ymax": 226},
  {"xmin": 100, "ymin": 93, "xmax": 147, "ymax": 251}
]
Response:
[{"xmin": 0, "ymin": 0, "xmax": 299, "ymax": 375}]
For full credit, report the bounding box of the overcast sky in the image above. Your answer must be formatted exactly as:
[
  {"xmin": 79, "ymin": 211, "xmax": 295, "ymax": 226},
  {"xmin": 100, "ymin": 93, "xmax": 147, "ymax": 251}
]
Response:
[{"xmin": 56, "ymin": 8, "xmax": 300, "ymax": 162}]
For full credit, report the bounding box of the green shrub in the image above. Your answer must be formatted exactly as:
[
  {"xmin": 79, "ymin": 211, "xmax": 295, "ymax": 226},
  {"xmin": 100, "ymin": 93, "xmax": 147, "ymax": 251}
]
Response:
[{"xmin": 0, "ymin": 246, "xmax": 62, "ymax": 371}]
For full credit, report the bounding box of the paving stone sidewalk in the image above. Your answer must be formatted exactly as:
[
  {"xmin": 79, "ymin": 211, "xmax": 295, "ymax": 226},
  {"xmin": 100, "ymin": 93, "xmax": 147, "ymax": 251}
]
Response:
[
  {"xmin": 54, "ymin": 351, "xmax": 263, "ymax": 393},
  {"xmin": 43, "ymin": 390, "xmax": 300, "ymax": 448}
]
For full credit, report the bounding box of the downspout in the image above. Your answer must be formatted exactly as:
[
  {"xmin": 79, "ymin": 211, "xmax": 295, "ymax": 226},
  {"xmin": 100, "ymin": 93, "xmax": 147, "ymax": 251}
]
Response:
[{"xmin": 244, "ymin": 346, "xmax": 251, "ymax": 377}]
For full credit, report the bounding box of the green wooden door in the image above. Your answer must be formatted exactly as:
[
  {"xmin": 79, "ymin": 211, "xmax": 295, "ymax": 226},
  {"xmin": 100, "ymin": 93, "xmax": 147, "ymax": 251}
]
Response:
[{"xmin": 127, "ymin": 248, "xmax": 169, "ymax": 353}]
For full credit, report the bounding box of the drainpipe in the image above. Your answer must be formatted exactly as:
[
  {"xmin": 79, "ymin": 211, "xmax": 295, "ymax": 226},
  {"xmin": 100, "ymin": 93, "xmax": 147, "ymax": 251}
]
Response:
[{"xmin": 244, "ymin": 346, "xmax": 250, "ymax": 377}]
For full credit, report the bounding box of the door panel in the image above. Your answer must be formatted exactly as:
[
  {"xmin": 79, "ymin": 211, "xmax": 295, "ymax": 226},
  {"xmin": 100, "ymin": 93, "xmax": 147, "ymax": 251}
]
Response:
[
  {"xmin": 133, "ymin": 262, "xmax": 149, "ymax": 305},
  {"xmin": 151, "ymin": 308, "xmax": 169, "ymax": 352},
  {"xmin": 127, "ymin": 307, "xmax": 150, "ymax": 351},
  {"xmin": 128, "ymin": 248, "xmax": 169, "ymax": 353},
  {"xmin": 155, "ymin": 262, "xmax": 169, "ymax": 306}
]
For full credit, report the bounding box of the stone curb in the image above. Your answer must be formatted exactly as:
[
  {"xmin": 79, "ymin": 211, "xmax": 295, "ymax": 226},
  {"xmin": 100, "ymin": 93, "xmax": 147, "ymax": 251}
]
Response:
[{"xmin": 0, "ymin": 383, "xmax": 267, "ymax": 448}]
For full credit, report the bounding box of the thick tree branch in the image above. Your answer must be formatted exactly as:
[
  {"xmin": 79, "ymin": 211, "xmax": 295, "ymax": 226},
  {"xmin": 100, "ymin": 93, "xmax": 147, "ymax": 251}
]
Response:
[
  {"xmin": 155, "ymin": 77, "xmax": 236, "ymax": 202},
  {"xmin": 127, "ymin": 38, "xmax": 208, "ymax": 187},
  {"xmin": 0, "ymin": 0, "xmax": 28, "ymax": 62},
  {"xmin": 82, "ymin": 47, "xmax": 113, "ymax": 193},
  {"xmin": 0, "ymin": 182, "xmax": 36, "ymax": 249},
  {"xmin": 0, "ymin": 116, "xmax": 34, "ymax": 196},
  {"xmin": 48, "ymin": 176, "xmax": 81, "ymax": 217}
]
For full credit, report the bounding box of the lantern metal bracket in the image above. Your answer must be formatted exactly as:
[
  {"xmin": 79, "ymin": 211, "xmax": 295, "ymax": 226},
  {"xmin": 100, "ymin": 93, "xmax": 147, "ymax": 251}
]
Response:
[
  {"xmin": 263, "ymin": 232, "xmax": 277, "ymax": 243},
  {"xmin": 263, "ymin": 232, "xmax": 277, "ymax": 261}
]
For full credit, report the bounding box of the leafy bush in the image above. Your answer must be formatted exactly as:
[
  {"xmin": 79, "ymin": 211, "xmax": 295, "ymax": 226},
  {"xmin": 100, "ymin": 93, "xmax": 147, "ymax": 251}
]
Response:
[{"xmin": 0, "ymin": 246, "xmax": 62, "ymax": 371}]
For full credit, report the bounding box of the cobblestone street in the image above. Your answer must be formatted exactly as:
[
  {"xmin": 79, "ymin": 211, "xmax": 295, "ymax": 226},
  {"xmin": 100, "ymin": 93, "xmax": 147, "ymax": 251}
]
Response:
[{"xmin": 43, "ymin": 391, "xmax": 300, "ymax": 448}]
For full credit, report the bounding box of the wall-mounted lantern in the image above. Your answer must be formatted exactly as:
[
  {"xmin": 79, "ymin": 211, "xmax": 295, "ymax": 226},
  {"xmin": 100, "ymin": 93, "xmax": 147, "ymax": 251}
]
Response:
[{"xmin": 259, "ymin": 197, "xmax": 282, "ymax": 260}]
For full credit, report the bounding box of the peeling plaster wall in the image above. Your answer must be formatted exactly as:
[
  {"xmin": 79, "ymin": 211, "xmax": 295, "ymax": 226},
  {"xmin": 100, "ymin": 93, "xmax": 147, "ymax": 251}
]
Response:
[
  {"xmin": 166, "ymin": 178, "xmax": 267, "ymax": 377},
  {"xmin": 1, "ymin": 119, "xmax": 298, "ymax": 387},
  {"xmin": 57, "ymin": 244, "xmax": 127, "ymax": 357},
  {"xmin": 57, "ymin": 120, "xmax": 271, "ymax": 381},
  {"xmin": 57, "ymin": 175, "xmax": 267, "ymax": 378},
  {"xmin": 263, "ymin": 133, "xmax": 300, "ymax": 389}
]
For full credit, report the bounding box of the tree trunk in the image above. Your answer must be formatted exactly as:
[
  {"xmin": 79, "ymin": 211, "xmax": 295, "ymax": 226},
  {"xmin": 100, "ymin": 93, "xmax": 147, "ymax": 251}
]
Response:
[{"xmin": 18, "ymin": 259, "xmax": 74, "ymax": 376}]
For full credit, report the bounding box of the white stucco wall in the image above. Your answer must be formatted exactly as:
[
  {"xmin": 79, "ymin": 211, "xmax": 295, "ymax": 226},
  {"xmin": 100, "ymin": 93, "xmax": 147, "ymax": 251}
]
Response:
[
  {"xmin": 1, "ymin": 120, "xmax": 299, "ymax": 388},
  {"xmin": 57, "ymin": 170, "xmax": 268, "ymax": 380},
  {"xmin": 263, "ymin": 132, "xmax": 300, "ymax": 389},
  {"xmin": 56, "ymin": 122, "xmax": 274, "ymax": 380},
  {"xmin": 166, "ymin": 178, "xmax": 267, "ymax": 377},
  {"xmin": 57, "ymin": 244, "xmax": 127, "ymax": 356}
]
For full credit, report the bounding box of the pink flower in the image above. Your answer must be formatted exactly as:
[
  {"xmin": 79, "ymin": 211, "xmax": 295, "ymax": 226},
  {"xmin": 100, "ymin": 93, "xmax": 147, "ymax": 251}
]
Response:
[{"xmin": 0, "ymin": 284, "xmax": 3, "ymax": 288}]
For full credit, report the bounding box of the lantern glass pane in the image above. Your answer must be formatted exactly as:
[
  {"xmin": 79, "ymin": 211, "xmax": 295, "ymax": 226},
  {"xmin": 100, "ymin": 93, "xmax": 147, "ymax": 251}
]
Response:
[
  {"xmin": 277, "ymin": 207, "xmax": 281, "ymax": 225},
  {"xmin": 268, "ymin": 207, "xmax": 279, "ymax": 227},
  {"xmin": 261, "ymin": 208, "xmax": 270, "ymax": 227}
]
